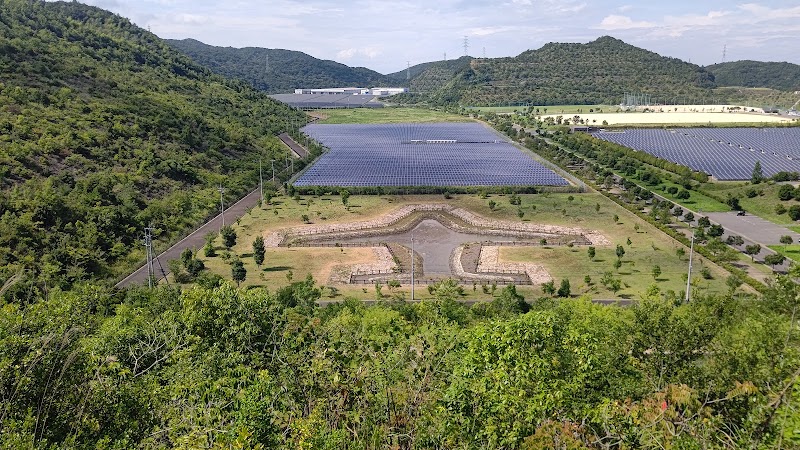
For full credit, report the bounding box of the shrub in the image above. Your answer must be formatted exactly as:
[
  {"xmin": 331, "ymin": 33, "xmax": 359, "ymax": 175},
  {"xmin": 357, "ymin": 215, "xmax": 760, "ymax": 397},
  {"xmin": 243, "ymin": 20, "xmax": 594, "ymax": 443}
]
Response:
[{"xmin": 789, "ymin": 205, "xmax": 800, "ymax": 221}]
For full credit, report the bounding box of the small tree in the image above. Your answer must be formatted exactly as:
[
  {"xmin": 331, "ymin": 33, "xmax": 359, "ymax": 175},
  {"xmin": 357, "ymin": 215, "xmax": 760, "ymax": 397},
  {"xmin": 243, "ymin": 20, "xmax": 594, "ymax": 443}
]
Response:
[
  {"xmin": 587, "ymin": 246, "xmax": 596, "ymax": 261},
  {"xmin": 613, "ymin": 259, "xmax": 622, "ymax": 271},
  {"xmin": 697, "ymin": 216, "xmax": 711, "ymax": 228},
  {"xmin": 517, "ymin": 209, "xmax": 525, "ymax": 219},
  {"xmin": 615, "ymin": 244, "xmax": 626, "ymax": 260},
  {"xmin": 181, "ymin": 248, "xmax": 193, "ymax": 267},
  {"xmin": 789, "ymin": 205, "xmax": 800, "ymax": 221},
  {"xmin": 488, "ymin": 200, "xmax": 497, "ymax": 211},
  {"xmin": 253, "ymin": 236, "xmax": 266, "ymax": 266},
  {"xmin": 676, "ymin": 247, "xmax": 685, "ymax": 260},
  {"xmin": 778, "ymin": 184, "xmax": 795, "ymax": 201},
  {"xmin": 557, "ymin": 279, "xmax": 571, "ymax": 298},
  {"xmin": 652, "ymin": 265, "xmax": 661, "ymax": 280},
  {"xmin": 745, "ymin": 244, "xmax": 762, "ymax": 261},
  {"xmin": 764, "ymin": 253, "xmax": 786, "ymax": 269},
  {"xmin": 220, "ymin": 225, "xmax": 237, "ymax": 249},
  {"xmin": 613, "ymin": 214, "xmax": 619, "ymax": 223},
  {"xmin": 541, "ymin": 280, "xmax": 556, "ymax": 296},
  {"xmin": 683, "ymin": 211, "xmax": 695, "ymax": 222},
  {"xmin": 751, "ymin": 160, "xmax": 764, "ymax": 184},
  {"xmin": 231, "ymin": 259, "xmax": 247, "ymax": 286},
  {"xmin": 340, "ymin": 189, "xmax": 350, "ymax": 207},
  {"xmin": 780, "ymin": 235, "xmax": 794, "ymax": 251},
  {"xmin": 726, "ymin": 235, "xmax": 744, "ymax": 247},
  {"xmin": 707, "ymin": 224, "xmax": 724, "ymax": 237}
]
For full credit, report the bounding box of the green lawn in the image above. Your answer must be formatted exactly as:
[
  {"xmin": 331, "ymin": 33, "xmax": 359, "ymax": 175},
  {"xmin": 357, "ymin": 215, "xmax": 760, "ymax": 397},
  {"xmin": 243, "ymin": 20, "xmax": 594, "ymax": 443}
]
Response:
[
  {"xmin": 768, "ymin": 244, "xmax": 800, "ymax": 263},
  {"xmin": 314, "ymin": 107, "xmax": 469, "ymax": 124},
  {"xmin": 653, "ymin": 182, "xmax": 730, "ymax": 213}
]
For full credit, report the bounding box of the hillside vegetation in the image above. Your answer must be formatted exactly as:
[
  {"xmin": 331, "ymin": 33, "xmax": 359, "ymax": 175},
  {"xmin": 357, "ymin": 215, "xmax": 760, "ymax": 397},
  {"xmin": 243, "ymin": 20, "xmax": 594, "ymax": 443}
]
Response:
[
  {"xmin": 708, "ymin": 60, "xmax": 800, "ymax": 92},
  {"xmin": 0, "ymin": 0, "xmax": 304, "ymax": 300},
  {"xmin": 397, "ymin": 36, "xmax": 717, "ymax": 106},
  {"xmin": 167, "ymin": 39, "xmax": 391, "ymax": 93}
]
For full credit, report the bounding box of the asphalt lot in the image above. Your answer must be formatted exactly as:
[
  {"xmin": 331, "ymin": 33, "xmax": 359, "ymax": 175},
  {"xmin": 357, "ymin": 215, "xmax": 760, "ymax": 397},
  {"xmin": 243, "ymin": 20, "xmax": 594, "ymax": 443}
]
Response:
[{"xmin": 706, "ymin": 212, "xmax": 800, "ymax": 246}]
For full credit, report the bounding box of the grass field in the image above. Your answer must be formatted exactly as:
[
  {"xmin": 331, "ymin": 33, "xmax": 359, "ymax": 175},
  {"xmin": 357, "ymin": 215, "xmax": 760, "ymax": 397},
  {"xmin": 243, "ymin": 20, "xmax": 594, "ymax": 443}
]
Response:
[
  {"xmin": 313, "ymin": 107, "xmax": 469, "ymax": 124},
  {"xmin": 191, "ymin": 192, "xmax": 734, "ymax": 301},
  {"xmin": 768, "ymin": 244, "xmax": 800, "ymax": 263},
  {"xmin": 541, "ymin": 112, "xmax": 793, "ymax": 126}
]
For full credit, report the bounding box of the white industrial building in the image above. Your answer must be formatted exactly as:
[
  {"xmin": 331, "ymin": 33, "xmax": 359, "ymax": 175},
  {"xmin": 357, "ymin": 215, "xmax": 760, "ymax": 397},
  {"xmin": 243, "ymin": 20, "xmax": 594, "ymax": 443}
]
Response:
[
  {"xmin": 368, "ymin": 87, "xmax": 407, "ymax": 96},
  {"xmin": 293, "ymin": 87, "xmax": 407, "ymax": 96},
  {"xmin": 294, "ymin": 87, "xmax": 368, "ymax": 95}
]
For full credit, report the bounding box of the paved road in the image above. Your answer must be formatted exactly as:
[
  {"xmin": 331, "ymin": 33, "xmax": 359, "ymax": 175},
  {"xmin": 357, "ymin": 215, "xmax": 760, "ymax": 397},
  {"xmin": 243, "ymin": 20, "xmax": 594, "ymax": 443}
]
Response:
[
  {"xmin": 706, "ymin": 212, "xmax": 800, "ymax": 246},
  {"xmin": 116, "ymin": 187, "xmax": 263, "ymax": 288}
]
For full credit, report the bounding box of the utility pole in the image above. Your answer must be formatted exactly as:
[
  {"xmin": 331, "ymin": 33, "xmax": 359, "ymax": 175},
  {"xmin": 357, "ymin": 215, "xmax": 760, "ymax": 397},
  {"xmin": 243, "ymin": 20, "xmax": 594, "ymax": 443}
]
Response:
[
  {"xmin": 144, "ymin": 226, "xmax": 155, "ymax": 288},
  {"xmin": 218, "ymin": 186, "xmax": 225, "ymax": 229},
  {"xmin": 271, "ymin": 159, "xmax": 275, "ymax": 182},
  {"xmin": 410, "ymin": 233, "xmax": 415, "ymax": 302},
  {"xmin": 259, "ymin": 158, "xmax": 264, "ymax": 204},
  {"xmin": 685, "ymin": 233, "xmax": 695, "ymax": 303},
  {"xmin": 406, "ymin": 61, "xmax": 410, "ymax": 80}
]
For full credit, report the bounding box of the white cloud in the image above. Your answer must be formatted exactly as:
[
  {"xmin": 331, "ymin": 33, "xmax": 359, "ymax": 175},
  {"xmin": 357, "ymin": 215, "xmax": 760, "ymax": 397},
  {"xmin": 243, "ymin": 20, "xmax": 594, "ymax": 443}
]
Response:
[
  {"xmin": 337, "ymin": 47, "xmax": 383, "ymax": 60},
  {"xmin": 469, "ymin": 26, "xmax": 518, "ymax": 36},
  {"xmin": 596, "ymin": 15, "xmax": 655, "ymax": 30}
]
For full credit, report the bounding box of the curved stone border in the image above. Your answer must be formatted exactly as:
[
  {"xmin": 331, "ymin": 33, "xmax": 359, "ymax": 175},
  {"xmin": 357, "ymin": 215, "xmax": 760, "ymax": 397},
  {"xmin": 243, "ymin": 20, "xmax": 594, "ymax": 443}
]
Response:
[
  {"xmin": 264, "ymin": 203, "xmax": 610, "ymax": 247},
  {"xmin": 477, "ymin": 246, "xmax": 553, "ymax": 285},
  {"xmin": 328, "ymin": 246, "xmax": 397, "ymax": 284},
  {"xmin": 451, "ymin": 245, "xmax": 515, "ymax": 282}
]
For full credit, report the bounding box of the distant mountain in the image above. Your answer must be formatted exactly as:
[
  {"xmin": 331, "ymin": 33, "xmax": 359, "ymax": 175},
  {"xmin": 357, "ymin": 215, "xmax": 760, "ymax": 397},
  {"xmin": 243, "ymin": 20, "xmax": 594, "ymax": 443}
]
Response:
[
  {"xmin": 0, "ymin": 1, "xmax": 303, "ymax": 295},
  {"xmin": 394, "ymin": 36, "xmax": 718, "ymax": 106},
  {"xmin": 707, "ymin": 60, "xmax": 800, "ymax": 92},
  {"xmin": 166, "ymin": 39, "xmax": 392, "ymax": 93}
]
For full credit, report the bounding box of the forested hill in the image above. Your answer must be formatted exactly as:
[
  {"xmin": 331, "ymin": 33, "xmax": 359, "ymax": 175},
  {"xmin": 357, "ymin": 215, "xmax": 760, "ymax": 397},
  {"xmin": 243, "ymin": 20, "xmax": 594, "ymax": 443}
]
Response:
[
  {"xmin": 167, "ymin": 39, "xmax": 392, "ymax": 93},
  {"xmin": 0, "ymin": 0, "xmax": 304, "ymax": 300},
  {"xmin": 707, "ymin": 60, "xmax": 800, "ymax": 92},
  {"xmin": 397, "ymin": 36, "xmax": 718, "ymax": 106}
]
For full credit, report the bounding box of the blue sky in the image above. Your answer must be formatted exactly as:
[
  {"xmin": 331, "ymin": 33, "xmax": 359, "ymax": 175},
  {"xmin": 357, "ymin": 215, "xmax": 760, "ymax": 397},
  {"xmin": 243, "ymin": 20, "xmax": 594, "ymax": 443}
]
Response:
[{"xmin": 77, "ymin": 0, "xmax": 800, "ymax": 73}]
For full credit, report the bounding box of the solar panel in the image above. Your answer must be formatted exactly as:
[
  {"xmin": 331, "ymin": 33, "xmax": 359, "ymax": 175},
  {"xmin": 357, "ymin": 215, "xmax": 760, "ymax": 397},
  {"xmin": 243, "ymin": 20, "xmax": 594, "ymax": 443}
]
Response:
[
  {"xmin": 593, "ymin": 128, "xmax": 800, "ymax": 180},
  {"xmin": 294, "ymin": 123, "xmax": 569, "ymax": 187}
]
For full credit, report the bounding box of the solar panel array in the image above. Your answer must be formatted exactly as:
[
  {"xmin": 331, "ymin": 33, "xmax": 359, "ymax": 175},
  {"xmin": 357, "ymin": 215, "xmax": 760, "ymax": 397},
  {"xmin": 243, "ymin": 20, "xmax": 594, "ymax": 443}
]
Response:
[
  {"xmin": 270, "ymin": 94, "xmax": 383, "ymax": 109},
  {"xmin": 294, "ymin": 123, "xmax": 569, "ymax": 187},
  {"xmin": 593, "ymin": 128, "xmax": 800, "ymax": 180}
]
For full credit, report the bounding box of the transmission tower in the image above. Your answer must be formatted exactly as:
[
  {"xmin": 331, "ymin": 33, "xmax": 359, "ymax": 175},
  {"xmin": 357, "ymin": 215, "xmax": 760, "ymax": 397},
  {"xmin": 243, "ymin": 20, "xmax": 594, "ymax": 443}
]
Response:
[
  {"xmin": 144, "ymin": 226, "xmax": 155, "ymax": 288},
  {"xmin": 406, "ymin": 61, "xmax": 410, "ymax": 80},
  {"xmin": 722, "ymin": 44, "xmax": 727, "ymax": 63},
  {"xmin": 443, "ymin": 52, "xmax": 446, "ymax": 61},
  {"xmin": 463, "ymin": 36, "xmax": 469, "ymax": 56},
  {"xmin": 483, "ymin": 47, "xmax": 486, "ymax": 58}
]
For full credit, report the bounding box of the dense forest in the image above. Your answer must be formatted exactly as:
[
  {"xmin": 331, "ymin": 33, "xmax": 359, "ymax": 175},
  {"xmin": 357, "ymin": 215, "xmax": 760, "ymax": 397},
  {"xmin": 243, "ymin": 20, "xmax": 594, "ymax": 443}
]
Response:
[
  {"xmin": 166, "ymin": 39, "xmax": 392, "ymax": 94},
  {"xmin": 3, "ymin": 271, "xmax": 800, "ymax": 448},
  {"xmin": 708, "ymin": 60, "xmax": 800, "ymax": 92},
  {"xmin": 0, "ymin": 0, "xmax": 305, "ymax": 301}
]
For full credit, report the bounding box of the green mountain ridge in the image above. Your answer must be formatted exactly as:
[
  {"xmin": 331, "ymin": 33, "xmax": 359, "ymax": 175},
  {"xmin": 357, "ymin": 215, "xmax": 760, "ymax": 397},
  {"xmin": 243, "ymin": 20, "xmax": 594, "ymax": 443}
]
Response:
[
  {"xmin": 399, "ymin": 36, "xmax": 719, "ymax": 106},
  {"xmin": 0, "ymin": 0, "xmax": 303, "ymax": 299},
  {"xmin": 707, "ymin": 60, "xmax": 800, "ymax": 92},
  {"xmin": 166, "ymin": 38, "xmax": 392, "ymax": 93}
]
